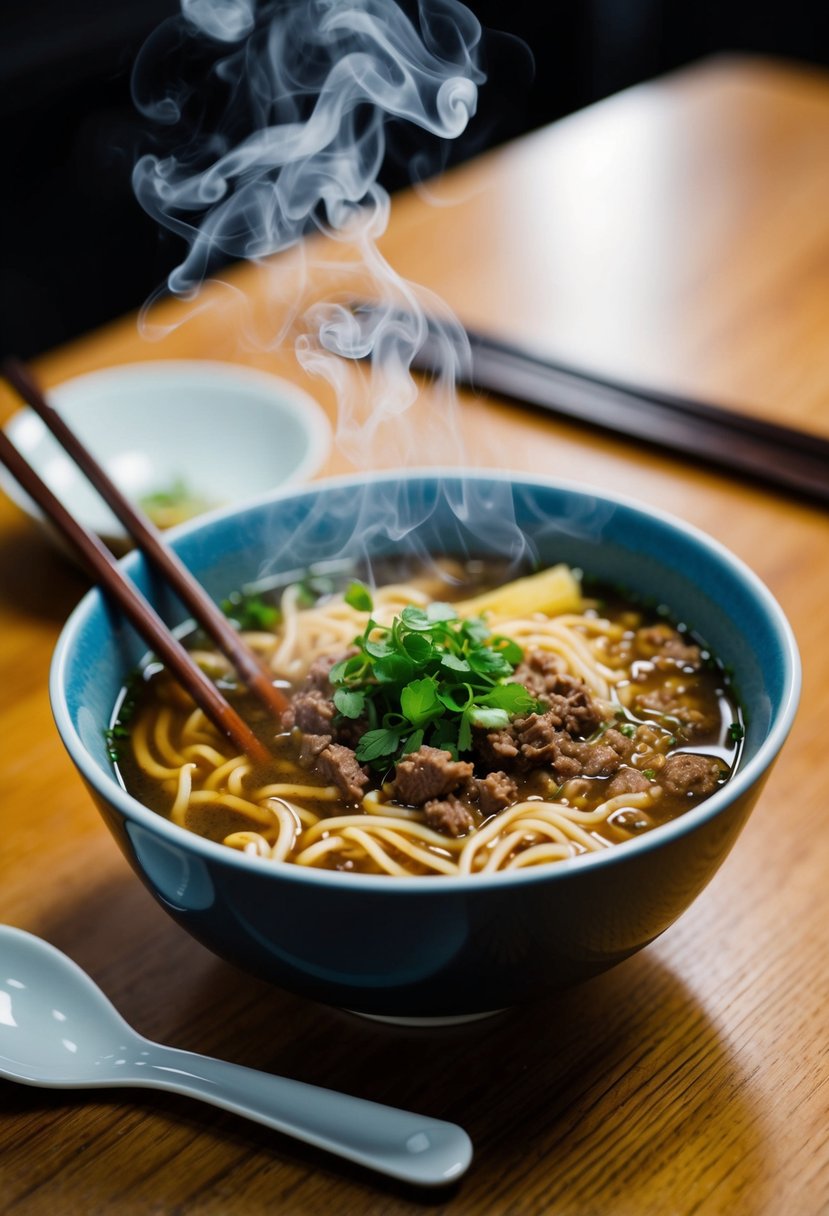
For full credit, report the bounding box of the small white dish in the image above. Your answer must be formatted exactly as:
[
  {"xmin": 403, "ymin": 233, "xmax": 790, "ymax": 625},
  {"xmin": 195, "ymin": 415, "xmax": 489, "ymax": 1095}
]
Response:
[{"xmin": 0, "ymin": 360, "xmax": 331, "ymax": 552}]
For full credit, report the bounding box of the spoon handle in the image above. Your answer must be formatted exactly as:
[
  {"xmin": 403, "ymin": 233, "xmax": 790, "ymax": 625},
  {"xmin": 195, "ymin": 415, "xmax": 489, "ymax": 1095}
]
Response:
[{"xmin": 131, "ymin": 1042, "xmax": 472, "ymax": 1187}]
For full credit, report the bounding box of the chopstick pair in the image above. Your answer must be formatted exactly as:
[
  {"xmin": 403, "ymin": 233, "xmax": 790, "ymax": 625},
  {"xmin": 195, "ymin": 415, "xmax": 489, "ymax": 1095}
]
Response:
[
  {"xmin": 408, "ymin": 323, "xmax": 829, "ymax": 506},
  {"xmin": 0, "ymin": 359, "xmax": 290, "ymax": 765}
]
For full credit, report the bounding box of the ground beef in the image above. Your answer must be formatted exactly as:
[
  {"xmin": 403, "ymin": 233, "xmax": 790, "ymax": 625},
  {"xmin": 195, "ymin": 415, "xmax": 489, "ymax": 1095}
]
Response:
[
  {"xmin": 575, "ymin": 742, "xmax": 623, "ymax": 777},
  {"xmin": 304, "ymin": 653, "xmax": 341, "ymax": 691},
  {"xmin": 511, "ymin": 714, "xmax": 588, "ymax": 780},
  {"xmin": 602, "ymin": 728, "xmax": 637, "ymax": 761},
  {"xmin": 514, "ymin": 712, "xmax": 560, "ymax": 758},
  {"xmin": 315, "ymin": 743, "xmax": 370, "ymax": 802},
  {"xmin": 474, "ymin": 771, "xmax": 519, "ymax": 817},
  {"xmin": 423, "ymin": 796, "xmax": 475, "ymax": 837},
  {"xmin": 511, "ymin": 648, "xmax": 566, "ymax": 700},
  {"xmin": 636, "ymin": 624, "xmax": 702, "ymax": 669},
  {"xmin": 606, "ymin": 766, "xmax": 653, "ymax": 797},
  {"xmin": 658, "ymin": 752, "xmax": 724, "ymax": 797},
  {"xmin": 477, "ymin": 713, "xmax": 585, "ymax": 782},
  {"xmin": 282, "ymin": 687, "xmax": 336, "ymax": 735},
  {"xmin": 475, "ymin": 726, "xmax": 520, "ymax": 767},
  {"xmin": 544, "ymin": 674, "xmax": 604, "ymax": 737},
  {"xmin": 633, "ymin": 686, "xmax": 719, "ymax": 736},
  {"xmin": 513, "ymin": 651, "xmax": 602, "ymax": 737},
  {"xmin": 391, "ymin": 745, "xmax": 475, "ymax": 807}
]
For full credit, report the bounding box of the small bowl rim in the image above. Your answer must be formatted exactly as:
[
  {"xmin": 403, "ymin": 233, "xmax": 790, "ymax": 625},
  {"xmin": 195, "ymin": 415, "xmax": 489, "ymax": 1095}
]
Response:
[
  {"xmin": 50, "ymin": 468, "xmax": 801, "ymax": 893},
  {"xmin": 0, "ymin": 358, "xmax": 332, "ymax": 542}
]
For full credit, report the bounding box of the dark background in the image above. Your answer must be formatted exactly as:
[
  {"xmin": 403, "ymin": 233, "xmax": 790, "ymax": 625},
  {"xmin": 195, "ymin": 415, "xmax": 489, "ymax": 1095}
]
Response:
[{"xmin": 2, "ymin": 1, "xmax": 828, "ymax": 360}]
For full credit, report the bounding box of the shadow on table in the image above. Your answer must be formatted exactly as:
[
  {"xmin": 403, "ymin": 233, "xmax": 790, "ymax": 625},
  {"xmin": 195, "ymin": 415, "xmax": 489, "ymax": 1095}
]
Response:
[
  {"xmin": 0, "ymin": 516, "xmax": 88, "ymax": 622},
  {"xmin": 10, "ymin": 868, "xmax": 776, "ymax": 1213}
]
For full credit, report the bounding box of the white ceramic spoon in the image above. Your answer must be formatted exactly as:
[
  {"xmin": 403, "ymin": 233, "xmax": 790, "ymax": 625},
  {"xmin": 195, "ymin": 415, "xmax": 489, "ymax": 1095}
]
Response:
[{"xmin": 0, "ymin": 926, "xmax": 472, "ymax": 1187}]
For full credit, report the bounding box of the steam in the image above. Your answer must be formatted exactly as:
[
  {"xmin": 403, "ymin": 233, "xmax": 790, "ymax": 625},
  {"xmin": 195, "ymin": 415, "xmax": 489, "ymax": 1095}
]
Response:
[
  {"xmin": 133, "ymin": 0, "xmax": 481, "ymax": 296},
  {"xmin": 132, "ymin": 0, "xmax": 531, "ymax": 570}
]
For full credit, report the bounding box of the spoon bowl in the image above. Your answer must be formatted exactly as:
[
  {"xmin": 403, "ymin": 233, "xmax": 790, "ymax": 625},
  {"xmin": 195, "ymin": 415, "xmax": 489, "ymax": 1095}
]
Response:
[
  {"xmin": 0, "ymin": 926, "xmax": 472, "ymax": 1187},
  {"xmin": 0, "ymin": 926, "xmax": 136, "ymax": 1086}
]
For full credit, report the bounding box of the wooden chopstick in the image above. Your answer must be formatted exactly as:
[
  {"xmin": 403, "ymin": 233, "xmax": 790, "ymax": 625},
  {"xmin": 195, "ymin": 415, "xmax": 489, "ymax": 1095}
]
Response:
[
  {"xmin": 409, "ymin": 324, "xmax": 829, "ymax": 506},
  {"xmin": 0, "ymin": 425, "xmax": 271, "ymax": 764},
  {"xmin": 2, "ymin": 358, "xmax": 290, "ymax": 720}
]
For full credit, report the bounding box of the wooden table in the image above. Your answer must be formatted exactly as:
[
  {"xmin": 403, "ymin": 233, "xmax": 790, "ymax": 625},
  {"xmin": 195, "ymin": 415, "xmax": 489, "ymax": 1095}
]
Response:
[{"xmin": 3, "ymin": 54, "xmax": 829, "ymax": 1215}]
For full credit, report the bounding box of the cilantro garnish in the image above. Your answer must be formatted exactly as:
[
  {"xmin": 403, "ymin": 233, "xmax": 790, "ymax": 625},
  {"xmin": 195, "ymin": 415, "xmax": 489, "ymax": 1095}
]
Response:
[
  {"xmin": 105, "ymin": 673, "xmax": 140, "ymax": 763},
  {"xmin": 220, "ymin": 591, "xmax": 281, "ymax": 632},
  {"xmin": 330, "ymin": 586, "xmax": 539, "ymax": 769}
]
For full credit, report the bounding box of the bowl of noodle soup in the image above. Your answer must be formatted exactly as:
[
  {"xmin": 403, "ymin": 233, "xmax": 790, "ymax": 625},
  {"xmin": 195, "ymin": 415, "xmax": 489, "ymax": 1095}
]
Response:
[{"xmin": 51, "ymin": 472, "xmax": 799, "ymax": 1020}]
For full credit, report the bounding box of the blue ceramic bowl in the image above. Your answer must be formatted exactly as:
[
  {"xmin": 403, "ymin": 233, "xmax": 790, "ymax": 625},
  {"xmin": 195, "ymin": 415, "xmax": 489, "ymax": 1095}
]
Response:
[{"xmin": 51, "ymin": 473, "xmax": 800, "ymax": 1020}]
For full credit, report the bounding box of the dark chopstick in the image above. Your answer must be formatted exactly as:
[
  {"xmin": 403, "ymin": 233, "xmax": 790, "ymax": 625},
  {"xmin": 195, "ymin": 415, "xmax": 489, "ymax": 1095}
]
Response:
[
  {"xmin": 3, "ymin": 357, "xmax": 290, "ymax": 721},
  {"xmin": 0, "ymin": 425, "xmax": 271, "ymax": 764},
  {"xmin": 410, "ymin": 325, "xmax": 829, "ymax": 506}
]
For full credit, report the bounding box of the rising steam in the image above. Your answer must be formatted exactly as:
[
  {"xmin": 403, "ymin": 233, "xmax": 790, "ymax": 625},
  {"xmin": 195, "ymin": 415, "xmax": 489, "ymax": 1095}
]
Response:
[{"xmin": 132, "ymin": 0, "xmax": 530, "ymax": 568}]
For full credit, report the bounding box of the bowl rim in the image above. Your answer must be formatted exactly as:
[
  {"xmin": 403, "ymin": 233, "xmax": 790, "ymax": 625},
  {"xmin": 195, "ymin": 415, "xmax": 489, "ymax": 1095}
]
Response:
[
  {"xmin": 50, "ymin": 468, "xmax": 802, "ymax": 893},
  {"xmin": 0, "ymin": 359, "xmax": 332, "ymax": 539}
]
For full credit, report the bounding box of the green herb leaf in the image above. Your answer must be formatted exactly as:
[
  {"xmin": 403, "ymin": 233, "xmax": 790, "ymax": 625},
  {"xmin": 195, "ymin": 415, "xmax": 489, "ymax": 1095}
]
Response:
[
  {"xmin": 425, "ymin": 602, "xmax": 458, "ymax": 624},
  {"xmin": 480, "ymin": 684, "xmax": 539, "ymax": 715},
  {"xmin": 402, "ymin": 729, "xmax": 425, "ymax": 755},
  {"xmin": 329, "ymin": 654, "xmax": 365, "ymax": 684},
  {"xmin": 457, "ymin": 713, "xmax": 473, "ymax": 754},
  {"xmin": 330, "ymin": 594, "xmax": 532, "ymax": 768},
  {"xmin": 728, "ymin": 721, "xmax": 745, "ymax": 742},
  {"xmin": 440, "ymin": 652, "xmax": 471, "ymax": 673},
  {"xmin": 355, "ymin": 728, "xmax": 403, "ymax": 762},
  {"xmin": 401, "ymin": 632, "xmax": 434, "ymax": 663},
  {"xmin": 491, "ymin": 636, "xmax": 524, "ymax": 665},
  {"xmin": 438, "ymin": 684, "xmax": 474, "ymax": 713},
  {"xmin": 364, "ymin": 636, "xmax": 394, "ymax": 659},
  {"xmin": 220, "ymin": 591, "xmax": 280, "ymax": 632},
  {"xmin": 399, "ymin": 605, "xmax": 432, "ymax": 631},
  {"xmin": 345, "ymin": 581, "xmax": 374, "ymax": 612},
  {"xmin": 468, "ymin": 706, "xmax": 511, "ymax": 730},
  {"xmin": 333, "ymin": 688, "xmax": 366, "ymax": 719},
  {"xmin": 400, "ymin": 677, "xmax": 442, "ymax": 727},
  {"xmin": 373, "ymin": 653, "xmax": 415, "ymax": 685}
]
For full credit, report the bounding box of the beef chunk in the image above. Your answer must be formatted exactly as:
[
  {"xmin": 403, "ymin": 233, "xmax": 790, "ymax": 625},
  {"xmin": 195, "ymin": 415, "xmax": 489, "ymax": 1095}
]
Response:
[
  {"xmin": 330, "ymin": 715, "xmax": 369, "ymax": 750},
  {"xmin": 606, "ymin": 766, "xmax": 652, "ymax": 797},
  {"xmin": 423, "ymin": 796, "xmax": 475, "ymax": 837},
  {"xmin": 636, "ymin": 624, "xmax": 702, "ymax": 668},
  {"xmin": 392, "ymin": 746, "xmax": 474, "ymax": 807},
  {"xmin": 659, "ymin": 752, "xmax": 724, "ymax": 797},
  {"xmin": 283, "ymin": 688, "xmax": 336, "ymax": 735},
  {"xmin": 316, "ymin": 743, "xmax": 370, "ymax": 802},
  {"xmin": 298, "ymin": 732, "xmax": 332, "ymax": 764},
  {"xmin": 474, "ymin": 771, "xmax": 518, "ymax": 817}
]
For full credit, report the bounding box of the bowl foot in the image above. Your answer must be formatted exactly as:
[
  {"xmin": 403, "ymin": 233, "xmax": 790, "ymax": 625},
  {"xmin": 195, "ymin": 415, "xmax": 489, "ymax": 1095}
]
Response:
[{"xmin": 347, "ymin": 1008, "xmax": 506, "ymax": 1027}]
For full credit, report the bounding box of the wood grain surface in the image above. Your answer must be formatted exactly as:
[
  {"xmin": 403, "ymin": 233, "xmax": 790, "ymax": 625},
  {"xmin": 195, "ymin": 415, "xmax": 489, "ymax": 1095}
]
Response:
[{"xmin": 2, "ymin": 55, "xmax": 829, "ymax": 1215}]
